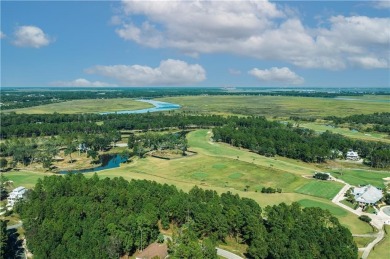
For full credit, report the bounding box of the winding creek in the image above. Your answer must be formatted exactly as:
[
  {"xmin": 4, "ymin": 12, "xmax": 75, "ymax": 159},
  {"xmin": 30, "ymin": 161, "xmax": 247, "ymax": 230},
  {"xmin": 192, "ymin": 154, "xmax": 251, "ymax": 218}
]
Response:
[
  {"xmin": 59, "ymin": 154, "xmax": 128, "ymax": 174},
  {"xmin": 100, "ymin": 99, "xmax": 181, "ymax": 114}
]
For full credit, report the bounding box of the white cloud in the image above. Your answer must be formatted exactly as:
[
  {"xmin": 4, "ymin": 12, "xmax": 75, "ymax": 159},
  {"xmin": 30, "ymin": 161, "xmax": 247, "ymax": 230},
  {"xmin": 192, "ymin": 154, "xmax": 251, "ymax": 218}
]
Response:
[
  {"xmin": 373, "ymin": 1, "xmax": 390, "ymax": 9},
  {"xmin": 86, "ymin": 59, "xmax": 206, "ymax": 86},
  {"xmin": 348, "ymin": 56, "xmax": 389, "ymax": 69},
  {"xmin": 13, "ymin": 25, "xmax": 52, "ymax": 48},
  {"xmin": 50, "ymin": 78, "xmax": 117, "ymax": 87},
  {"xmin": 0, "ymin": 31, "xmax": 5, "ymax": 39},
  {"xmin": 228, "ymin": 69, "xmax": 241, "ymax": 75},
  {"xmin": 249, "ymin": 67, "xmax": 304, "ymax": 85},
  {"xmin": 110, "ymin": 15, "xmax": 123, "ymax": 25},
  {"xmin": 114, "ymin": 1, "xmax": 390, "ymax": 70}
]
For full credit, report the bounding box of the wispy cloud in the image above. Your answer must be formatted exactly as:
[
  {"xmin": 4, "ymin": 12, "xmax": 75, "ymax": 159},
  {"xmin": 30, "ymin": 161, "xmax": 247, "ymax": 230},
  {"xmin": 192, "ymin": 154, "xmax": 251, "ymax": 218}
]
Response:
[
  {"xmin": 86, "ymin": 59, "xmax": 206, "ymax": 86},
  {"xmin": 50, "ymin": 78, "xmax": 117, "ymax": 87},
  {"xmin": 249, "ymin": 67, "xmax": 304, "ymax": 85}
]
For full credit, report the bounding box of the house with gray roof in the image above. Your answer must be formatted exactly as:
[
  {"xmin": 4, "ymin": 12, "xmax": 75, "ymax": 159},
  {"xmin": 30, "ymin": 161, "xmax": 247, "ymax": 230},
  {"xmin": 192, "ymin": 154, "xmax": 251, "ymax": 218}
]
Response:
[{"xmin": 353, "ymin": 185, "xmax": 383, "ymax": 206}]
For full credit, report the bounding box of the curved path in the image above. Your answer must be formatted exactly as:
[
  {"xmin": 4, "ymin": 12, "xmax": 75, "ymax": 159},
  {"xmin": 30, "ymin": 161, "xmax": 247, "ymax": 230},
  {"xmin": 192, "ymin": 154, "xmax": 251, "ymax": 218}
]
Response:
[
  {"xmin": 216, "ymin": 248, "xmax": 244, "ymax": 259},
  {"xmin": 360, "ymin": 229, "xmax": 385, "ymax": 259}
]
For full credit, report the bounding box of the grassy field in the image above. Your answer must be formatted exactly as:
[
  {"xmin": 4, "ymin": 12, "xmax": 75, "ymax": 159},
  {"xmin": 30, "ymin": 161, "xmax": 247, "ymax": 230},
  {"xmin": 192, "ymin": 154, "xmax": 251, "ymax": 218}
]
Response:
[
  {"xmin": 295, "ymin": 181, "xmax": 343, "ymax": 200},
  {"xmin": 331, "ymin": 169, "xmax": 390, "ymax": 188},
  {"xmin": 3, "ymin": 170, "xmax": 49, "ymax": 189},
  {"xmin": 368, "ymin": 225, "xmax": 390, "ymax": 259},
  {"xmin": 157, "ymin": 95, "xmax": 390, "ymax": 118},
  {"xmin": 300, "ymin": 122, "xmax": 390, "ymax": 144},
  {"xmin": 4, "ymin": 98, "xmax": 153, "ymax": 114}
]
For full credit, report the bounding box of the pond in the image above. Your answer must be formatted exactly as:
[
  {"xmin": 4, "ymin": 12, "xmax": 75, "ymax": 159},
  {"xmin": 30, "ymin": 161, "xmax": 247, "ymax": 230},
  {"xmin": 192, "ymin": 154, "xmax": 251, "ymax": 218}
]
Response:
[
  {"xmin": 59, "ymin": 154, "xmax": 127, "ymax": 174},
  {"xmin": 100, "ymin": 99, "xmax": 180, "ymax": 115}
]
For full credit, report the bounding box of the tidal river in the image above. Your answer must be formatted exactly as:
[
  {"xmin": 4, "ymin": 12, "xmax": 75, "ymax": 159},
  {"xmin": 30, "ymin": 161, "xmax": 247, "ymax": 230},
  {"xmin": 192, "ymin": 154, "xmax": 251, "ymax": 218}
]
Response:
[{"xmin": 99, "ymin": 99, "xmax": 181, "ymax": 115}]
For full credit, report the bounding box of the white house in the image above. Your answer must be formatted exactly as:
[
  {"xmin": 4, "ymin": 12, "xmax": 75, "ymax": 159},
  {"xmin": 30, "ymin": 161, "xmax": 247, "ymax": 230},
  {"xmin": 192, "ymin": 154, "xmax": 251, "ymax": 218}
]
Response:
[
  {"xmin": 7, "ymin": 186, "xmax": 27, "ymax": 207},
  {"xmin": 346, "ymin": 150, "xmax": 359, "ymax": 160},
  {"xmin": 353, "ymin": 185, "xmax": 383, "ymax": 206}
]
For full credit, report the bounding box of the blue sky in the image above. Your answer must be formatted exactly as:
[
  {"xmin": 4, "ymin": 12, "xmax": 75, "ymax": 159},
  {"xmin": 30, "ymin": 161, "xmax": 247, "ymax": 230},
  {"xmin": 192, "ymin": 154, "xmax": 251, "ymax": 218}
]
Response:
[{"xmin": 1, "ymin": 0, "xmax": 389, "ymax": 88}]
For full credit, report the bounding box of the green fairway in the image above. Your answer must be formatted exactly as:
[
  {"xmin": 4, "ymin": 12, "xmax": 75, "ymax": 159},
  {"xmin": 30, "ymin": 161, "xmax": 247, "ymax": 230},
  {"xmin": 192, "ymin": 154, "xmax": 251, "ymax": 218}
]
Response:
[
  {"xmin": 4, "ymin": 171, "xmax": 51, "ymax": 189},
  {"xmin": 5, "ymin": 98, "xmax": 153, "ymax": 114},
  {"xmin": 298, "ymin": 199, "xmax": 348, "ymax": 216},
  {"xmin": 187, "ymin": 129, "xmax": 319, "ymax": 176},
  {"xmin": 331, "ymin": 169, "xmax": 390, "ymax": 188},
  {"xmin": 157, "ymin": 95, "xmax": 390, "ymax": 118},
  {"xmin": 295, "ymin": 180, "xmax": 344, "ymax": 199}
]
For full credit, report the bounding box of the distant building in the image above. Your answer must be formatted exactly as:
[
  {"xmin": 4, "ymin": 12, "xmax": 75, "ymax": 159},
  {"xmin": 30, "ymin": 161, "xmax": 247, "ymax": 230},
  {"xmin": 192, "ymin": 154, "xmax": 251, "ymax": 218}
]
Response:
[
  {"xmin": 353, "ymin": 185, "xmax": 383, "ymax": 206},
  {"xmin": 136, "ymin": 243, "xmax": 168, "ymax": 259},
  {"xmin": 7, "ymin": 186, "xmax": 27, "ymax": 207},
  {"xmin": 346, "ymin": 150, "xmax": 359, "ymax": 160}
]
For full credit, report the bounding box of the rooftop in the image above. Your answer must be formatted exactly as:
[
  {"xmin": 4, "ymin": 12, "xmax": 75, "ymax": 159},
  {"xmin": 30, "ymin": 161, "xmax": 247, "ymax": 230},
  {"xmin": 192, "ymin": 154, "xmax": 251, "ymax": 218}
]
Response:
[{"xmin": 353, "ymin": 185, "xmax": 383, "ymax": 204}]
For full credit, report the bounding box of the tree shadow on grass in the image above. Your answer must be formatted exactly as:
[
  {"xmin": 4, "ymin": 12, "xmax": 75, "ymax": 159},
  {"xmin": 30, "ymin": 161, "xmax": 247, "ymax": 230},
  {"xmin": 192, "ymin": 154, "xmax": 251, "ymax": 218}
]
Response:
[{"xmin": 5, "ymin": 229, "xmax": 25, "ymax": 259}]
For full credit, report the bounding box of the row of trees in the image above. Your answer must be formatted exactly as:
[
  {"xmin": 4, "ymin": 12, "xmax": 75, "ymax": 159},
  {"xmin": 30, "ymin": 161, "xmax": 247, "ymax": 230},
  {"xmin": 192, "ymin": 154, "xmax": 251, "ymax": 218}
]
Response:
[
  {"xmin": 1, "ymin": 113, "xmax": 227, "ymax": 139},
  {"xmin": 325, "ymin": 112, "xmax": 390, "ymax": 133},
  {"xmin": 325, "ymin": 112, "xmax": 390, "ymax": 126},
  {"xmin": 212, "ymin": 117, "xmax": 390, "ymax": 167},
  {"xmin": 15, "ymin": 174, "xmax": 357, "ymax": 258}
]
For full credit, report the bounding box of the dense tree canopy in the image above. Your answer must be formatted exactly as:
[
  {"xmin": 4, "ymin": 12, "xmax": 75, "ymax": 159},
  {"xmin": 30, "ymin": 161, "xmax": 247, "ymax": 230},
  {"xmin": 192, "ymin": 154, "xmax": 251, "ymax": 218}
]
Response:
[{"xmin": 16, "ymin": 174, "xmax": 357, "ymax": 259}]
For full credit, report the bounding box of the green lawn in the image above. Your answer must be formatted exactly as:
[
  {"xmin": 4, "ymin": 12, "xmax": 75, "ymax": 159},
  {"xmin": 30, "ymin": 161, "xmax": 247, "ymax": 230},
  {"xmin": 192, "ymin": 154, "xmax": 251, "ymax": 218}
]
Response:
[
  {"xmin": 331, "ymin": 169, "xmax": 390, "ymax": 188},
  {"xmin": 353, "ymin": 237, "xmax": 376, "ymax": 248},
  {"xmin": 340, "ymin": 199, "xmax": 356, "ymax": 209},
  {"xmin": 295, "ymin": 180, "xmax": 343, "ymax": 199},
  {"xmin": 5, "ymin": 98, "xmax": 153, "ymax": 114}
]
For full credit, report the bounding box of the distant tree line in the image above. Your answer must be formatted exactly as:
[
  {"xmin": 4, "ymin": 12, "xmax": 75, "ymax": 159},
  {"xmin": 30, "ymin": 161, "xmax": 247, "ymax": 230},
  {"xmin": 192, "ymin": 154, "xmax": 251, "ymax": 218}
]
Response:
[
  {"xmin": 0, "ymin": 113, "xmax": 227, "ymax": 139},
  {"xmin": 1, "ymin": 88, "xmax": 367, "ymax": 110},
  {"xmin": 16, "ymin": 174, "xmax": 357, "ymax": 259},
  {"xmin": 2, "ymin": 113, "xmax": 390, "ymax": 168},
  {"xmin": 325, "ymin": 112, "xmax": 390, "ymax": 133},
  {"xmin": 212, "ymin": 117, "xmax": 390, "ymax": 167}
]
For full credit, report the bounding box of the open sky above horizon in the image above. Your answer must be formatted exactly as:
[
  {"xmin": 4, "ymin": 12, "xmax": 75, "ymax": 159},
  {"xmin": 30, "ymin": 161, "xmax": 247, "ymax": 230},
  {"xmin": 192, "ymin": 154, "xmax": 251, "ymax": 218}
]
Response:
[{"xmin": 1, "ymin": 0, "xmax": 389, "ymax": 88}]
